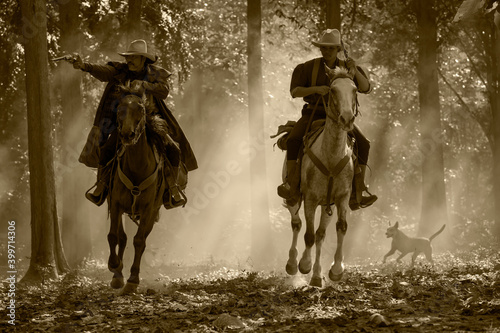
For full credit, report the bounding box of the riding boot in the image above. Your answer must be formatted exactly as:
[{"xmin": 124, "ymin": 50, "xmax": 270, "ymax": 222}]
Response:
[
  {"xmin": 85, "ymin": 164, "xmax": 112, "ymax": 206},
  {"xmin": 277, "ymin": 160, "xmax": 300, "ymax": 205},
  {"xmin": 349, "ymin": 164, "xmax": 377, "ymax": 210},
  {"xmin": 163, "ymin": 165, "xmax": 187, "ymax": 209}
]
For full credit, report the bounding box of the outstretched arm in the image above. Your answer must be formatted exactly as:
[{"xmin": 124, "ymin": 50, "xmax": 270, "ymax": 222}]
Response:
[{"xmin": 71, "ymin": 54, "xmax": 118, "ymax": 82}]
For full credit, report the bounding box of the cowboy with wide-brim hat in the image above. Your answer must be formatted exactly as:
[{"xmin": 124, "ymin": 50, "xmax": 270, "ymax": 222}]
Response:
[
  {"xmin": 62, "ymin": 37, "xmax": 197, "ymax": 208},
  {"xmin": 118, "ymin": 39, "xmax": 157, "ymax": 62},
  {"xmin": 277, "ymin": 27, "xmax": 377, "ymax": 210},
  {"xmin": 311, "ymin": 29, "xmax": 342, "ymax": 48}
]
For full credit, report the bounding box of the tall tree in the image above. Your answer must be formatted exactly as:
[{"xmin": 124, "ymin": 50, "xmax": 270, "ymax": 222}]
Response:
[
  {"xmin": 452, "ymin": 0, "xmax": 500, "ymax": 238},
  {"xmin": 247, "ymin": 0, "xmax": 272, "ymax": 264},
  {"xmin": 58, "ymin": 0, "xmax": 92, "ymax": 267},
  {"xmin": 415, "ymin": 0, "xmax": 448, "ymax": 235},
  {"xmin": 493, "ymin": 4, "xmax": 500, "ymax": 239},
  {"xmin": 127, "ymin": 0, "xmax": 143, "ymax": 43},
  {"xmin": 326, "ymin": 0, "xmax": 341, "ymax": 29},
  {"xmin": 20, "ymin": 0, "xmax": 70, "ymax": 283}
]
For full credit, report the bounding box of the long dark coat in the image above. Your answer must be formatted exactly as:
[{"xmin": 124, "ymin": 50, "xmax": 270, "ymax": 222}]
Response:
[{"xmin": 78, "ymin": 61, "xmax": 198, "ymax": 171}]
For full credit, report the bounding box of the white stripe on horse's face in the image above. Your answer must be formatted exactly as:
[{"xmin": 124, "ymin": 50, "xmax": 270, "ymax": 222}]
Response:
[{"xmin": 329, "ymin": 78, "xmax": 357, "ymax": 131}]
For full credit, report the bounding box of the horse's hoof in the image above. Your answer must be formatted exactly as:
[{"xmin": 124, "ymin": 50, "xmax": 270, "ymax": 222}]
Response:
[
  {"xmin": 110, "ymin": 277, "xmax": 124, "ymax": 289},
  {"xmin": 310, "ymin": 276, "xmax": 323, "ymax": 288},
  {"xmin": 299, "ymin": 259, "xmax": 312, "ymax": 274},
  {"xmin": 119, "ymin": 282, "xmax": 139, "ymax": 295},
  {"xmin": 286, "ymin": 261, "xmax": 298, "ymax": 275},
  {"xmin": 328, "ymin": 269, "xmax": 344, "ymax": 282}
]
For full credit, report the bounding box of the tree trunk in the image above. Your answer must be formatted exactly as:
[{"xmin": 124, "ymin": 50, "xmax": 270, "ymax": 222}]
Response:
[
  {"xmin": 325, "ymin": 0, "xmax": 341, "ymax": 30},
  {"xmin": 491, "ymin": 17, "xmax": 500, "ymax": 238},
  {"xmin": 127, "ymin": 0, "xmax": 143, "ymax": 43},
  {"xmin": 247, "ymin": 0, "xmax": 272, "ymax": 265},
  {"xmin": 58, "ymin": 0, "xmax": 92, "ymax": 267},
  {"xmin": 20, "ymin": 0, "xmax": 70, "ymax": 283},
  {"xmin": 415, "ymin": 0, "xmax": 448, "ymax": 236}
]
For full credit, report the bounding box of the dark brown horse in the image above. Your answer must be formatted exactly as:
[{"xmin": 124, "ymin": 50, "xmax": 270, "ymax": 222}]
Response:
[{"xmin": 107, "ymin": 86, "xmax": 167, "ymax": 295}]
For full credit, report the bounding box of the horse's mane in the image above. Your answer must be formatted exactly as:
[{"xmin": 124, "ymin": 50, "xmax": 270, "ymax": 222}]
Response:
[
  {"xmin": 146, "ymin": 115, "xmax": 172, "ymax": 160},
  {"xmin": 331, "ymin": 67, "xmax": 353, "ymax": 81}
]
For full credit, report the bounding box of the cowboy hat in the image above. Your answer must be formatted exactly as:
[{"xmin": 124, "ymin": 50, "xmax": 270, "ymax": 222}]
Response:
[
  {"xmin": 312, "ymin": 29, "xmax": 342, "ymax": 47},
  {"xmin": 118, "ymin": 39, "xmax": 156, "ymax": 62}
]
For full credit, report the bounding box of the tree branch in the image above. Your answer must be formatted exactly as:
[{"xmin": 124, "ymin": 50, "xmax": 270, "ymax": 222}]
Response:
[
  {"xmin": 437, "ymin": 67, "xmax": 472, "ymax": 114},
  {"xmin": 438, "ymin": 66, "xmax": 493, "ymax": 148}
]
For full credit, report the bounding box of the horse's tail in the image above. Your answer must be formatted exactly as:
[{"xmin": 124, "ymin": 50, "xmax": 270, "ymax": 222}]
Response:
[{"xmin": 429, "ymin": 224, "xmax": 446, "ymax": 242}]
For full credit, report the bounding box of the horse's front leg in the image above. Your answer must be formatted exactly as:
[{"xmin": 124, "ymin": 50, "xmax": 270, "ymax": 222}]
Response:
[
  {"xmin": 110, "ymin": 221, "xmax": 126, "ymax": 289},
  {"xmin": 299, "ymin": 200, "xmax": 317, "ymax": 274},
  {"xmin": 108, "ymin": 205, "xmax": 125, "ymax": 289},
  {"xmin": 286, "ymin": 202, "xmax": 302, "ymax": 275},
  {"xmin": 120, "ymin": 212, "xmax": 155, "ymax": 295},
  {"xmin": 329, "ymin": 197, "xmax": 348, "ymax": 281},
  {"xmin": 310, "ymin": 206, "xmax": 333, "ymax": 287}
]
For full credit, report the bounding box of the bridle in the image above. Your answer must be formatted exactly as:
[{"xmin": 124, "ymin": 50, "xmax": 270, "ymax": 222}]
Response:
[
  {"xmin": 324, "ymin": 76, "xmax": 359, "ymax": 125},
  {"xmin": 303, "ymin": 74, "xmax": 358, "ymax": 216},
  {"xmin": 117, "ymin": 94, "xmax": 147, "ymax": 146}
]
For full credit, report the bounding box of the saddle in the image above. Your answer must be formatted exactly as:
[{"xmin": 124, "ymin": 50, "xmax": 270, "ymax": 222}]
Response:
[
  {"xmin": 270, "ymin": 119, "xmax": 327, "ymax": 151},
  {"xmin": 271, "ymin": 119, "xmax": 354, "ymax": 154},
  {"xmin": 272, "ymin": 120, "xmax": 359, "ymax": 211}
]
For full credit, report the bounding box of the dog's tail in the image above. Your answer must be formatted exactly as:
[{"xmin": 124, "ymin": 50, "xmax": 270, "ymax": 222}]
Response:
[{"xmin": 429, "ymin": 224, "xmax": 446, "ymax": 242}]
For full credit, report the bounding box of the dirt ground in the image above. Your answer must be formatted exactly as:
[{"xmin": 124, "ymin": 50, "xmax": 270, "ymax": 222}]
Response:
[{"xmin": 1, "ymin": 248, "xmax": 499, "ymax": 332}]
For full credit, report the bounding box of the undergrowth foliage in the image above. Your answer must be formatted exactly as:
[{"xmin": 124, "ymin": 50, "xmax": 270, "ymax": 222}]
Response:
[{"xmin": 1, "ymin": 249, "xmax": 498, "ymax": 332}]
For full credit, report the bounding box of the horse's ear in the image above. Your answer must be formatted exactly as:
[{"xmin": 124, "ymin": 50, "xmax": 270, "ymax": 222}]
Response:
[
  {"xmin": 394, "ymin": 221, "xmax": 399, "ymax": 228},
  {"xmin": 325, "ymin": 64, "xmax": 335, "ymax": 80},
  {"xmin": 388, "ymin": 221, "xmax": 391, "ymax": 226}
]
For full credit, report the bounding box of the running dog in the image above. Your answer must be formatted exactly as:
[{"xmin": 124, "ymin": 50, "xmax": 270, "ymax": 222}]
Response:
[{"xmin": 383, "ymin": 221, "xmax": 445, "ymax": 267}]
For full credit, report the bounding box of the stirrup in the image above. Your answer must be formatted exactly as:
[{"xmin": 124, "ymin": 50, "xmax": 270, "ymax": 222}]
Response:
[
  {"xmin": 277, "ymin": 183, "xmax": 300, "ymax": 206},
  {"xmin": 277, "ymin": 182, "xmax": 292, "ymax": 199},
  {"xmin": 360, "ymin": 190, "xmax": 378, "ymax": 208},
  {"xmin": 350, "ymin": 190, "xmax": 377, "ymax": 210},
  {"xmin": 164, "ymin": 187, "xmax": 187, "ymax": 209},
  {"xmin": 85, "ymin": 183, "xmax": 108, "ymax": 206}
]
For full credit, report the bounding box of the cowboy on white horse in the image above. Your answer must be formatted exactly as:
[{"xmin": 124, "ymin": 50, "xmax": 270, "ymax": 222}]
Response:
[{"xmin": 277, "ymin": 29, "xmax": 377, "ymax": 210}]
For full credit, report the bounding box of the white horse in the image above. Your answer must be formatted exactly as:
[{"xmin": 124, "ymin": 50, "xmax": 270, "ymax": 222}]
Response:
[{"xmin": 285, "ymin": 67, "xmax": 357, "ymax": 287}]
